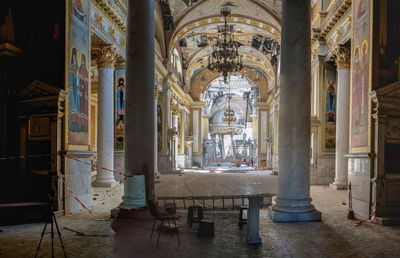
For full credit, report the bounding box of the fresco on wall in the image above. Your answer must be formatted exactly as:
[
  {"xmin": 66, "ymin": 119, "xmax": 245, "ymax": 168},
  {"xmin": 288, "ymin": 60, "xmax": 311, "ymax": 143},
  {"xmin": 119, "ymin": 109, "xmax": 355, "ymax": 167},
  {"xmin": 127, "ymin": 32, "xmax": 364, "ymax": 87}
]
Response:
[
  {"xmin": 350, "ymin": 0, "xmax": 370, "ymax": 150},
  {"xmin": 68, "ymin": 0, "xmax": 90, "ymax": 146},
  {"xmin": 325, "ymin": 77, "xmax": 336, "ymax": 149},
  {"xmin": 115, "ymin": 69, "xmax": 125, "ymax": 149}
]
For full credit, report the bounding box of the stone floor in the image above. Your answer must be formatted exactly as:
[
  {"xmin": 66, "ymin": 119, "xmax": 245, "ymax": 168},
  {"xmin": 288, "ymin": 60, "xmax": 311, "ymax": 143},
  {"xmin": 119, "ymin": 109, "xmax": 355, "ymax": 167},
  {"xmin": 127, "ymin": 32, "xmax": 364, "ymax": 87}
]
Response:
[{"xmin": 1, "ymin": 172, "xmax": 400, "ymax": 258}]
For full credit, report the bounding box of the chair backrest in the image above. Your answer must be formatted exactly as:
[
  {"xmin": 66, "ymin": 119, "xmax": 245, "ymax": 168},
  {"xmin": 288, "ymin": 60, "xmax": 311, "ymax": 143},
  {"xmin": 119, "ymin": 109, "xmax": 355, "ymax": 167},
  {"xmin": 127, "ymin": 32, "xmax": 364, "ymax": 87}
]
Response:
[{"xmin": 148, "ymin": 199, "xmax": 159, "ymax": 217}]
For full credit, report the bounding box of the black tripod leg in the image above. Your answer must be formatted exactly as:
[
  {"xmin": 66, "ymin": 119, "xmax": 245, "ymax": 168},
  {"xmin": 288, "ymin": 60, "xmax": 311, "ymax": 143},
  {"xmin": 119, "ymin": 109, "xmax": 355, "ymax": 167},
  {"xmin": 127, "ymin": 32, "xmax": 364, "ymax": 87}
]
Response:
[
  {"xmin": 51, "ymin": 218, "xmax": 55, "ymax": 258},
  {"xmin": 53, "ymin": 213, "xmax": 68, "ymax": 258},
  {"xmin": 35, "ymin": 222, "xmax": 48, "ymax": 258}
]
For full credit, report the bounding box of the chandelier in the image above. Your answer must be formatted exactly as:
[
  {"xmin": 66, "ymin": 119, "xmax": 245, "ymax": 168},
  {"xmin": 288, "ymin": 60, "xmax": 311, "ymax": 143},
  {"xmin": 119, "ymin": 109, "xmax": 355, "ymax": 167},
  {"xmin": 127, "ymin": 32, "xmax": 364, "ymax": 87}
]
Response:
[
  {"xmin": 207, "ymin": 3, "xmax": 243, "ymax": 83},
  {"xmin": 223, "ymin": 95, "xmax": 236, "ymax": 126}
]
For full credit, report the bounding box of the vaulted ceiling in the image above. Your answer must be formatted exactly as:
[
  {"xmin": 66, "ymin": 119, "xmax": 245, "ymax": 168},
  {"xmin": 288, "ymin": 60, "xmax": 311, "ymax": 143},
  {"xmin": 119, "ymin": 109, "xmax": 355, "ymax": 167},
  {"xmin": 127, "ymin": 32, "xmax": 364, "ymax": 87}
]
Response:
[{"xmin": 167, "ymin": 0, "xmax": 282, "ymax": 100}]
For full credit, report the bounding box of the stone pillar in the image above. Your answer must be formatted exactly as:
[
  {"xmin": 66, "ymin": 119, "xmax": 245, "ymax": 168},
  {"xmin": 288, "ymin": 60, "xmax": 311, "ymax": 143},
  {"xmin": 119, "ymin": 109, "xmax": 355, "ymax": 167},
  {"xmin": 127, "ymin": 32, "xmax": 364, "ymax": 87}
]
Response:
[
  {"xmin": 122, "ymin": 0, "xmax": 155, "ymax": 209},
  {"xmin": 272, "ymin": 103, "xmax": 280, "ymax": 174},
  {"xmin": 190, "ymin": 101, "xmax": 205, "ymax": 167},
  {"xmin": 203, "ymin": 115, "xmax": 210, "ymax": 141},
  {"xmin": 154, "ymin": 87, "xmax": 161, "ymax": 182},
  {"xmin": 251, "ymin": 115, "xmax": 257, "ymax": 141},
  {"xmin": 92, "ymin": 45, "xmax": 117, "ymax": 187},
  {"xmin": 271, "ymin": 0, "xmax": 321, "ymax": 222},
  {"xmin": 171, "ymin": 111, "xmax": 179, "ymax": 171},
  {"xmin": 247, "ymin": 196, "xmax": 263, "ymax": 244},
  {"xmin": 330, "ymin": 45, "xmax": 351, "ymax": 190},
  {"xmin": 254, "ymin": 102, "xmax": 268, "ymax": 168}
]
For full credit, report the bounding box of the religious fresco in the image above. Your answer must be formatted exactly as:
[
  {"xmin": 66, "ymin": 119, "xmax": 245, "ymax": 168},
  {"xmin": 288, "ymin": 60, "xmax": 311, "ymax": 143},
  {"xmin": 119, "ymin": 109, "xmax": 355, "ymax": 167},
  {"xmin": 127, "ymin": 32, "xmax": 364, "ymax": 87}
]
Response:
[
  {"xmin": 115, "ymin": 69, "xmax": 125, "ymax": 149},
  {"xmin": 325, "ymin": 76, "xmax": 336, "ymax": 149},
  {"xmin": 350, "ymin": 0, "xmax": 371, "ymax": 150},
  {"xmin": 67, "ymin": 0, "xmax": 90, "ymax": 146},
  {"xmin": 157, "ymin": 105, "xmax": 163, "ymax": 152}
]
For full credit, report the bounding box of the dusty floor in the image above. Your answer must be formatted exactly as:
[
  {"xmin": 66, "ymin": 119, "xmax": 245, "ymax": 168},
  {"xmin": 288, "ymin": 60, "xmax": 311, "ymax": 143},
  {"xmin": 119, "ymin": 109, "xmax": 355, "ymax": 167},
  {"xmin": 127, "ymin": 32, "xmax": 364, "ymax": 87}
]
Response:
[{"xmin": 1, "ymin": 172, "xmax": 400, "ymax": 258}]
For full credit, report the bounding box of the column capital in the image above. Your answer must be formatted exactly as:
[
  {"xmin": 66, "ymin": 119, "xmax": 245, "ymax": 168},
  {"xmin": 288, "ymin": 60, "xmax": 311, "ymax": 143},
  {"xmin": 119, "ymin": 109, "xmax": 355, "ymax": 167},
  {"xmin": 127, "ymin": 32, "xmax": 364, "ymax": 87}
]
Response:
[
  {"xmin": 96, "ymin": 45, "xmax": 117, "ymax": 69},
  {"xmin": 170, "ymin": 101, "xmax": 180, "ymax": 115},
  {"xmin": 334, "ymin": 45, "xmax": 350, "ymax": 69},
  {"xmin": 190, "ymin": 101, "xmax": 206, "ymax": 110},
  {"xmin": 154, "ymin": 85, "xmax": 162, "ymax": 100},
  {"xmin": 253, "ymin": 102, "xmax": 269, "ymax": 110}
]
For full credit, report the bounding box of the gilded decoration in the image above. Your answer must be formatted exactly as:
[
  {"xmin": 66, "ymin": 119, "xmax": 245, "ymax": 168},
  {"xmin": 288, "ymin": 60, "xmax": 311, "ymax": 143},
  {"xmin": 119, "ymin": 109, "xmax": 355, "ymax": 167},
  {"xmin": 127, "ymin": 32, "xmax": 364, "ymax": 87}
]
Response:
[
  {"xmin": 335, "ymin": 45, "xmax": 350, "ymax": 69},
  {"xmin": 170, "ymin": 100, "xmax": 180, "ymax": 115},
  {"xmin": 96, "ymin": 45, "xmax": 117, "ymax": 68}
]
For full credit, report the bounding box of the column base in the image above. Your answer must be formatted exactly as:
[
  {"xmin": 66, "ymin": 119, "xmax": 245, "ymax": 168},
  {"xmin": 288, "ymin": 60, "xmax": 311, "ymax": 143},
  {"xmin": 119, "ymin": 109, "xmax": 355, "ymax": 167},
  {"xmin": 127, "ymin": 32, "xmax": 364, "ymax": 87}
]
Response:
[
  {"xmin": 329, "ymin": 182, "xmax": 348, "ymax": 190},
  {"xmin": 121, "ymin": 175, "xmax": 146, "ymax": 209},
  {"xmin": 269, "ymin": 206, "xmax": 321, "ymax": 222},
  {"xmin": 271, "ymin": 170, "xmax": 279, "ymax": 175},
  {"xmin": 92, "ymin": 180, "xmax": 117, "ymax": 188},
  {"xmin": 247, "ymin": 236, "xmax": 262, "ymax": 245}
]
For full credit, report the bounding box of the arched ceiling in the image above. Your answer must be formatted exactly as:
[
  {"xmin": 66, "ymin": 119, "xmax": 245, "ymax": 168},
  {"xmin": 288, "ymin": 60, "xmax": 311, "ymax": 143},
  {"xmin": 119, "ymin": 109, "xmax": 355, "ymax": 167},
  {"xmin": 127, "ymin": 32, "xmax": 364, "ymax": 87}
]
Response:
[
  {"xmin": 190, "ymin": 66, "xmax": 270, "ymax": 102},
  {"xmin": 167, "ymin": 0, "xmax": 281, "ymax": 100}
]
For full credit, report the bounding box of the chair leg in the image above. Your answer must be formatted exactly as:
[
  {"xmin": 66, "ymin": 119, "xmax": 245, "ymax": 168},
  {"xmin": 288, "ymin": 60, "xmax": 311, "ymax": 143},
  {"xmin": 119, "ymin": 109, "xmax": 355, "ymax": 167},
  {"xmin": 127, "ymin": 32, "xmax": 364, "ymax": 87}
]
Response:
[
  {"xmin": 157, "ymin": 220, "xmax": 163, "ymax": 245},
  {"xmin": 173, "ymin": 219, "xmax": 180, "ymax": 245},
  {"xmin": 150, "ymin": 218, "xmax": 156, "ymax": 239},
  {"xmin": 168, "ymin": 220, "xmax": 173, "ymax": 237}
]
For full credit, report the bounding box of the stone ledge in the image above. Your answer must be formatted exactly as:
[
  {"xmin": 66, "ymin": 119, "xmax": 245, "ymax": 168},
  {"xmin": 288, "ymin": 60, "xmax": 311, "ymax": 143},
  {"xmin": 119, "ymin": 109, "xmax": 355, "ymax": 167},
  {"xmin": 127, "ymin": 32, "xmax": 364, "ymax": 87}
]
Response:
[{"xmin": 329, "ymin": 183, "xmax": 348, "ymax": 190}]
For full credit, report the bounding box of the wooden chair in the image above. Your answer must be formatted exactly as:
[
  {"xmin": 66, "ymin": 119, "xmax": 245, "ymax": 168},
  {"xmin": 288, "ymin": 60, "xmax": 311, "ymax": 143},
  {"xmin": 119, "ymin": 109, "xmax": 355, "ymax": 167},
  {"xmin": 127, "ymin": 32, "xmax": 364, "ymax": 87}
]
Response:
[{"xmin": 148, "ymin": 200, "xmax": 180, "ymax": 245}]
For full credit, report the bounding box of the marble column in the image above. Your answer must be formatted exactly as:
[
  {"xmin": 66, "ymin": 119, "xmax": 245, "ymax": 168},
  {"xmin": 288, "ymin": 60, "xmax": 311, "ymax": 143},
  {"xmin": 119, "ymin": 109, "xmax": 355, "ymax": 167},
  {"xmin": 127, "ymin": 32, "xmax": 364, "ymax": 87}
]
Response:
[
  {"xmin": 247, "ymin": 196, "xmax": 263, "ymax": 245},
  {"xmin": 171, "ymin": 112, "xmax": 179, "ymax": 171},
  {"xmin": 154, "ymin": 87, "xmax": 161, "ymax": 183},
  {"xmin": 272, "ymin": 103, "xmax": 280, "ymax": 174},
  {"xmin": 92, "ymin": 45, "xmax": 117, "ymax": 188},
  {"xmin": 254, "ymin": 102, "xmax": 268, "ymax": 168},
  {"xmin": 122, "ymin": 0, "xmax": 155, "ymax": 209},
  {"xmin": 202, "ymin": 115, "xmax": 210, "ymax": 141},
  {"xmin": 330, "ymin": 45, "xmax": 351, "ymax": 190},
  {"xmin": 190, "ymin": 101, "xmax": 205, "ymax": 167},
  {"xmin": 270, "ymin": 0, "xmax": 321, "ymax": 222}
]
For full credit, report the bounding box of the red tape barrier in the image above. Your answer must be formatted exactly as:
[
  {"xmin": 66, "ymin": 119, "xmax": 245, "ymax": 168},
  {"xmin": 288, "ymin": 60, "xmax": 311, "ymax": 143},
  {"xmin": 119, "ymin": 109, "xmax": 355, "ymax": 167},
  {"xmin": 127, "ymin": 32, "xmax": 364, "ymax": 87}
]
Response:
[{"xmin": 64, "ymin": 154, "xmax": 131, "ymax": 178}]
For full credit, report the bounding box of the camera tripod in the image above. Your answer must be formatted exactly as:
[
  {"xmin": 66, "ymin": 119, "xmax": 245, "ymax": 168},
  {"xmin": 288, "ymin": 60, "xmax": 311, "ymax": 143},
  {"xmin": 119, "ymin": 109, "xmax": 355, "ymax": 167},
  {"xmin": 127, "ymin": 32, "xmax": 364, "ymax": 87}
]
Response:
[{"xmin": 34, "ymin": 194, "xmax": 67, "ymax": 258}]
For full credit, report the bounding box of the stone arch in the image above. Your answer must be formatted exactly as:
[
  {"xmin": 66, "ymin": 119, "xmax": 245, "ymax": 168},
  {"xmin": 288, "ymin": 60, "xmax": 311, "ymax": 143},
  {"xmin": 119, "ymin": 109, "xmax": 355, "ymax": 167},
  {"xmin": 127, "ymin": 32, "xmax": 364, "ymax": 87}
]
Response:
[{"xmin": 190, "ymin": 66, "xmax": 269, "ymax": 101}]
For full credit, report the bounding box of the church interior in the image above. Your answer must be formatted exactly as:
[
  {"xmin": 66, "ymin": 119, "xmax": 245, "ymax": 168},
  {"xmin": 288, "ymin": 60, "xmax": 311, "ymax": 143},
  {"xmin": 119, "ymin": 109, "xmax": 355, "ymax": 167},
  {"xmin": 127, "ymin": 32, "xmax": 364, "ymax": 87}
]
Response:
[{"xmin": 1, "ymin": 0, "xmax": 400, "ymax": 257}]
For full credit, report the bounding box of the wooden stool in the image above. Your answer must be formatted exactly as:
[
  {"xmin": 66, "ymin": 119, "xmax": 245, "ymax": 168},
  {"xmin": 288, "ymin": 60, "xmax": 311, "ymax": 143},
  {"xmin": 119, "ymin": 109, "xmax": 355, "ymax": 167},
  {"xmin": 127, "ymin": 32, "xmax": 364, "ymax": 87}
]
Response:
[
  {"xmin": 197, "ymin": 220, "xmax": 214, "ymax": 237},
  {"xmin": 187, "ymin": 205, "xmax": 204, "ymax": 227},
  {"xmin": 238, "ymin": 205, "xmax": 248, "ymax": 228}
]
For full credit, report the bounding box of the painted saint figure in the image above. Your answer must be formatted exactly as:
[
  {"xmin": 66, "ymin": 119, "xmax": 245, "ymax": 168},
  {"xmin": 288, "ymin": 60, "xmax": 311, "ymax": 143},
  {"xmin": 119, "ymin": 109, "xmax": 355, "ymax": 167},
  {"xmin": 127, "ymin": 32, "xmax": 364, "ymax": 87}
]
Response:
[
  {"xmin": 115, "ymin": 77, "xmax": 125, "ymax": 147},
  {"xmin": 79, "ymin": 54, "xmax": 89, "ymax": 132},
  {"xmin": 157, "ymin": 105, "xmax": 162, "ymax": 152},
  {"xmin": 69, "ymin": 47, "xmax": 80, "ymax": 132},
  {"xmin": 326, "ymin": 79, "xmax": 336, "ymax": 122},
  {"xmin": 116, "ymin": 77, "xmax": 125, "ymax": 120},
  {"xmin": 73, "ymin": 0, "xmax": 86, "ymax": 23}
]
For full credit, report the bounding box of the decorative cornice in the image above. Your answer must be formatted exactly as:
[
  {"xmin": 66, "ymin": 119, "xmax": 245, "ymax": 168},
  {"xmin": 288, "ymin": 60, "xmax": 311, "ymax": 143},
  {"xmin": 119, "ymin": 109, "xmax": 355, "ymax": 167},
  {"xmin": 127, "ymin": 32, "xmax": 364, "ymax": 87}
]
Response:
[
  {"xmin": 93, "ymin": 0, "xmax": 126, "ymax": 33},
  {"xmin": 320, "ymin": 0, "xmax": 351, "ymax": 39},
  {"xmin": 335, "ymin": 45, "xmax": 350, "ymax": 69},
  {"xmin": 95, "ymin": 45, "xmax": 117, "ymax": 68}
]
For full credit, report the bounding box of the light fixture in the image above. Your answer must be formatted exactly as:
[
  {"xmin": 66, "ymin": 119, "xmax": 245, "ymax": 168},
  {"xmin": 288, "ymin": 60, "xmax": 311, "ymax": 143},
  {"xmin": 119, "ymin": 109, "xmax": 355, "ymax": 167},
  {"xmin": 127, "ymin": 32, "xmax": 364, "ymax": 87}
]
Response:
[
  {"xmin": 207, "ymin": 3, "xmax": 243, "ymax": 83},
  {"xmin": 223, "ymin": 95, "xmax": 236, "ymax": 126},
  {"xmin": 223, "ymin": 81, "xmax": 236, "ymax": 127}
]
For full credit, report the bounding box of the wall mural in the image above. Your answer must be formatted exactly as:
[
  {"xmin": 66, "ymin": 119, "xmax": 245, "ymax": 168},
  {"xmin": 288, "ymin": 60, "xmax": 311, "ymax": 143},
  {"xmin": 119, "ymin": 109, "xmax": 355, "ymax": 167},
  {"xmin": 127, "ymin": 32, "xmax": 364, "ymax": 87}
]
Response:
[
  {"xmin": 325, "ymin": 76, "xmax": 336, "ymax": 149},
  {"xmin": 115, "ymin": 69, "xmax": 125, "ymax": 149},
  {"xmin": 67, "ymin": 0, "xmax": 90, "ymax": 146},
  {"xmin": 350, "ymin": 0, "xmax": 371, "ymax": 150}
]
